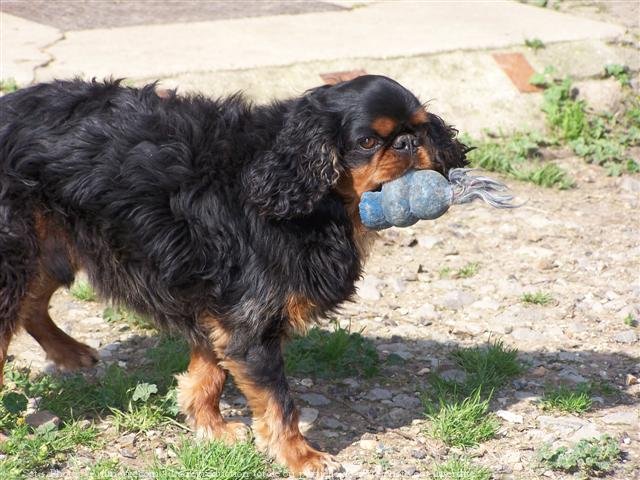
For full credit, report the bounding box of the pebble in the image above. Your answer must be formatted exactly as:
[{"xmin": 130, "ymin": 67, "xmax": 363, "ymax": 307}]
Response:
[
  {"xmin": 411, "ymin": 448, "xmax": 427, "ymax": 459},
  {"xmin": 298, "ymin": 407, "xmax": 319, "ymax": 433},
  {"xmin": 416, "ymin": 236, "xmax": 442, "ymax": 249},
  {"xmin": 510, "ymin": 327, "xmax": 546, "ymax": 342},
  {"xmin": 601, "ymin": 411, "xmax": 638, "ymax": 426},
  {"xmin": 439, "ymin": 369, "xmax": 467, "ymax": 383},
  {"xmin": 25, "ymin": 411, "xmax": 60, "ymax": 429},
  {"xmin": 613, "ymin": 330, "xmax": 638, "ymax": 344},
  {"xmin": 569, "ymin": 423, "xmax": 602, "ymax": 442},
  {"xmin": 343, "ymin": 463, "xmax": 363, "ymax": 475},
  {"xmin": 299, "ymin": 393, "xmax": 330, "ymax": 406},
  {"xmin": 357, "ymin": 276, "xmax": 383, "ymax": 301},
  {"xmin": 359, "ymin": 439, "xmax": 378, "ymax": 450},
  {"xmin": 367, "ymin": 388, "xmax": 393, "ymax": 401},
  {"xmin": 392, "ymin": 394, "xmax": 421, "ymax": 409},
  {"xmin": 436, "ymin": 290, "xmax": 476, "ymax": 310},
  {"xmin": 495, "ymin": 410, "xmax": 524, "ymax": 424}
]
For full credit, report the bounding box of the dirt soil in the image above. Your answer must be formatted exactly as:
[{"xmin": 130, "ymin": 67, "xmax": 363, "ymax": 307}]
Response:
[{"xmin": 7, "ymin": 155, "xmax": 639, "ymax": 479}]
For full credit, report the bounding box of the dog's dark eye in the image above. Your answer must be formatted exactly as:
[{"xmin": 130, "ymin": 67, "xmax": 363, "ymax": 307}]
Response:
[{"xmin": 358, "ymin": 137, "xmax": 379, "ymax": 149}]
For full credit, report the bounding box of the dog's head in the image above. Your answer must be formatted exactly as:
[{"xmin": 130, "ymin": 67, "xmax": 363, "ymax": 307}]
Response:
[{"xmin": 245, "ymin": 74, "xmax": 469, "ymax": 219}]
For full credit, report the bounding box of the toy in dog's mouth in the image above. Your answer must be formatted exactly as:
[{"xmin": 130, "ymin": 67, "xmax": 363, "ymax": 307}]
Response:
[{"xmin": 359, "ymin": 168, "xmax": 519, "ymax": 230}]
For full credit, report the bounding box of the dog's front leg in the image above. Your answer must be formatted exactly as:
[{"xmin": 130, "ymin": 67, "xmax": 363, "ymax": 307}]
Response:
[{"xmin": 219, "ymin": 332, "xmax": 340, "ymax": 478}]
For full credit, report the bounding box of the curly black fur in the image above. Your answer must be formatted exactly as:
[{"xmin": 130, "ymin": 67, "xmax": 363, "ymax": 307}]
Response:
[{"xmin": 0, "ymin": 75, "xmax": 467, "ymax": 469}]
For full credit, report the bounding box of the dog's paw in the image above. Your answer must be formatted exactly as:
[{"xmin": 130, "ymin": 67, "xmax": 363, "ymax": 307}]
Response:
[
  {"xmin": 299, "ymin": 451, "xmax": 342, "ymax": 479},
  {"xmin": 196, "ymin": 420, "xmax": 251, "ymax": 445},
  {"xmin": 47, "ymin": 340, "xmax": 99, "ymax": 371}
]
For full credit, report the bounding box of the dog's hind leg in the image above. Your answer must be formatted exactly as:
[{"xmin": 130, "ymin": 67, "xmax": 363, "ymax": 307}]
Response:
[
  {"xmin": 177, "ymin": 345, "xmax": 250, "ymax": 443},
  {"xmin": 18, "ymin": 213, "xmax": 98, "ymax": 371},
  {"xmin": 20, "ymin": 270, "xmax": 99, "ymax": 371}
]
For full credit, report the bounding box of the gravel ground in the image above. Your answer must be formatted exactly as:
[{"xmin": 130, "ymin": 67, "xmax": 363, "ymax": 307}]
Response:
[{"xmin": 6, "ymin": 154, "xmax": 639, "ymax": 479}]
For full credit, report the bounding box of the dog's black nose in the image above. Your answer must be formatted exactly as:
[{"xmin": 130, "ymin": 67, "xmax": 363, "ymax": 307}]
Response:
[{"xmin": 392, "ymin": 134, "xmax": 419, "ymax": 151}]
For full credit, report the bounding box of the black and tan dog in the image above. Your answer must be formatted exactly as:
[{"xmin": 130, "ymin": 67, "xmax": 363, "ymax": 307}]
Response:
[{"xmin": 0, "ymin": 75, "xmax": 467, "ymax": 476}]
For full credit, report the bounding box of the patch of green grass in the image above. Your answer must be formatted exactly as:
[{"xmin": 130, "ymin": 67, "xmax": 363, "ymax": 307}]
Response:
[
  {"xmin": 540, "ymin": 383, "xmax": 592, "ymax": 413},
  {"xmin": 70, "ymin": 278, "xmax": 97, "ymax": 301},
  {"xmin": 432, "ymin": 456, "xmax": 492, "ymax": 480},
  {"xmin": 538, "ymin": 435, "xmax": 622, "ymax": 476},
  {"xmin": 525, "ymin": 38, "xmax": 545, "ymax": 51},
  {"xmin": 604, "ymin": 64, "xmax": 630, "ymax": 86},
  {"xmin": 0, "ymin": 421, "xmax": 98, "ymax": 478},
  {"xmin": 438, "ymin": 266, "xmax": 452, "ymax": 279},
  {"xmin": 152, "ymin": 439, "xmax": 269, "ymax": 480},
  {"xmin": 425, "ymin": 388, "xmax": 499, "ymax": 448},
  {"xmin": 466, "ymin": 132, "xmax": 574, "ymax": 189},
  {"xmin": 455, "ymin": 262, "xmax": 480, "ymax": 279},
  {"xmin": 541, "ymin": 76, "xmax": 640, "ymax": 174},
  {"xmin": 542, "ymin": 78, "xmax": 587, "ymax": 141},
  {"xmin": 103, "ymin": 305, "xmax": 154, "ymax": 330},
  {"xmin": 521, "ymin": 291, "xmax": 553, "ymax": 305},
  {"xmin": 5, "ymin": 336, "xmax": 186, "ymax": 423},
  {"xmin": 0, "ymin": 78, "xmax": 19, "ymax": 93},
  {"xmin": 285, "ymin": 322, "xmax": 379, "ymax": 378},
  {"xmin": 428, "ymin": 341, "xmax": 523, "ymax": 400},
  {"xmin": 80, "ymin": 458, "xmax": 142, "ymax": 480},
  {"xmin": 623, "ymin": 313, "xmax": 637, "ymax": 328}
]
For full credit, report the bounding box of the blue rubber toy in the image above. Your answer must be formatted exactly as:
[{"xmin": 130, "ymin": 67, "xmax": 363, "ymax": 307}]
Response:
[{"xmin": 359, "ymin": 168, "xmax": 515, "ymax": 230}]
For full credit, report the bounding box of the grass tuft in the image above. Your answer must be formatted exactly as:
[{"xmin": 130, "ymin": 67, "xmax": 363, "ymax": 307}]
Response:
[
  {"xmin": 540, "ymin": 383, "xmax": 592, "ymax": 413},
  {"xmin": 0, "ymin": 421, "xmax": 98, "ymax": 478},
  {"xmin": 623, "ymin": 313, "xmax": 637, "ymax": 328},
  {"xmin": 0, "ymin": 78, "xmax": 19, "ymax": 93},
  {"xmin": 425, "ymin": 389, "xmax": 499, "ymax": 448},
  {"xmin": 285, "ymin": 322, "xmax": 379, "ymax": 378},
  {"xmin": 432, "ymin": 456, "xmax": 492, "ymax": 480},
  {"xmin": 521, "ymin": 291, "xmax": 553, "ymax": 305},
  {"xmin": 538, "ymin": 435, "xmax": 622, "ymax": 476},
  {"xmin": 525, "ymin": 38, "xmax": 545, "ymax": 51},
  {"xmin": 428, "ymin": 341, "xmax": 523, "ymax": 400},
  {"xmin": 466, "ymin": 132, "xmax": 574, "ymax": 190},
  {"xmin": 152, "ymin": 439, "xmax": 269, "ymax": 480},
  {"xmin": 70, "ymin": 279, "xmax": 97, "ymax": 301},
  {"xmin": 604, "ymin": 64, "xmax": 630, "ymax": 86},
  {"xmin": 455, "ymin": 262, "xmax": 480, "ymax": 279},
  {"xmin": 103, "ymin": 305, "xmax": 154, "ymax": 330}
]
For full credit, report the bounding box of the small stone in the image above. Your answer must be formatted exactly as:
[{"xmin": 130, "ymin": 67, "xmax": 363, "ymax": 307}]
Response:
[
  {"xmin": 439, "ymin": 369, "xmax": 467, "ymax": 383},
  {"xmin": 417, "ymin": 367, "xmax": 431, "ymax": 376},
  {"xmin": 601, "ymin": 411, "xmax": 638, "ymax": 426},
  {"xmin": 298, "ymin": 407, "xmax": 319, "ymax": 433},
  {"xmin": 511, "ymin": 327, "xmax": 546, "ymax": 342},
  {"xmin": 343, "ymin": 463, "xmax": 362, "ymax": 475},
  {"xmin": 25, "ymin": 411, "xmax": 60, "ymax": 429},
  {"xmin": 436, "ymin": 290, "xmax": 476, "ymax": 310},
  {"xmin": 620, "ymin": 176, "xmax": 640, "ymax": 193},
  {"xmin": 120, "ymin": 448, "xmax": 136, "ymax": 459},
  {"xmin": 299, "ymin": 393, "xmax": 330, "ymax": 406},
  {"xmin": 558, "ymin": 369, "xmax": 587, "ymax": 384},
  {"xmin": 367, "ymin": 388, "xmax": 392, "ymax": 401},
  {"xmin": 84, "ymin": 338, "xmax": 101, "ymax": 349},
  {"xmin": 570, "ymin": 423, "xmax": 602, "ymax": 442},
  {"xmin": 531, "ymin": 366, "xmax": 548, "ymax": 377},
  {"xmin": 403, "ymin": 465, "xmax": 417, "ymax": 476},
  {"xmin": 388, "ymin": 277, "xmax": 406, "ymax": 293},
  {"xmin": 626, "ymin": 374, "xmax": 638, "ymax": 386},
  {"xmin": 411, "ymin": 448, "xmax": 427, "ymax": 459},
  {"xmin": 359, "ymin": 439, "xmax": 378, "ymax": 450},
  {"xmin": 495, "ymin": 410, "xmax": 523, "ymax": 424},
  {"xmin": 613, "ymin": 330, "xmax": 638, "ymax": 344},
  {"xmin": 300, "ymin": 378, "xmax": 314, "ymax": 388},
  {"xmin": 357, "ymin": 275, "xmax": 383, "ymax": 301},
  {"xmin": 417, "ymin": 236, "xmax": 442, "ymax": 249},
  {"xmin": 392, "ymin": 394, "xmax": 421, "ymax": 409}
]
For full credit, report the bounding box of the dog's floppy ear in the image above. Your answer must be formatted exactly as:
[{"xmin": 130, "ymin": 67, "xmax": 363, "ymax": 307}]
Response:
[{"xmin": 244, "ymin": 90, "xmax": 340, "ymax": 219}]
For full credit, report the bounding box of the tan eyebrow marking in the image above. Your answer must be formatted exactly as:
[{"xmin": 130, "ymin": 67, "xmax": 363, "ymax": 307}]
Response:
[
  {"xmin": 410, "ymin": 107, "xmax": 428, "ymax": 126},
  {"xmin": 371, "ymin": 116, "xmax": 397, "ymax": 137}
]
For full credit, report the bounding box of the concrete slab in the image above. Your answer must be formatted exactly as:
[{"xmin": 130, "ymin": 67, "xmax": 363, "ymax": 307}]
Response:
[
  {"xmin": 36, "ymin": 1, "xmax": 625, "ymax": 81},
  {"xmin": 0, "ymin": 12, "xmax": 61, "ymax": 84}
]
